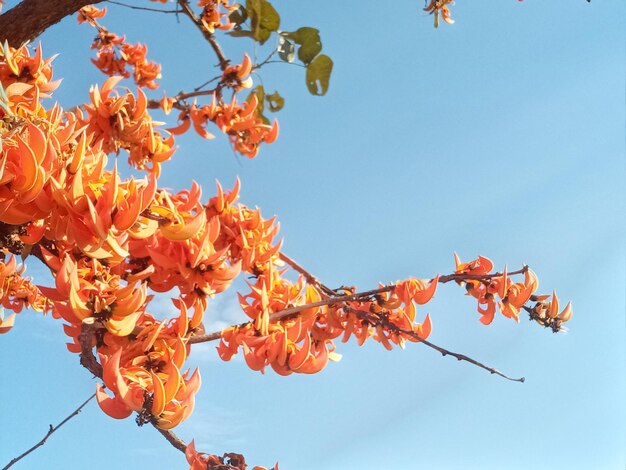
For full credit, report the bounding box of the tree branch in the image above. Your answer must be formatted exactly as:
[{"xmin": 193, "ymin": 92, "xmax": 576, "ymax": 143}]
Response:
[
  {"xmin": 79, "ymin": 320, "xmax": 103, "ymax": 378},
  {"xmin": 348, "ymin": 307, "xmax": 526, "ymax": 383},
  {"xmin": 188, "ymin": 261, "xmax": 528, "ymax": 381},
  {"xmin": 176, "ymin": 0, "xmax": 230, "ymax": 70},
  {"xmin": 78, "ymin": 322, "xmax": 189, "ymax": 454},
  {"xmin": 189, "ymin": 267, "xmax": 529, "ymax": 344},
  {"xmin": 419, "ymin": 336, "xmax": 525, "ymax": 382},
  {"xmin": 147, "ymin": 88, "xmax": 217, "ymax": 111},
  {"xmin": 105, "ymin": 1, "xmax": 183, "ymax": 14},
  {"xmin": 155, "ymin": 428, "xmax": 188, "ymax": 454},
  {"xmin": 0, "ymin": 0, "xmax": 105, "ymax": 47},
  {"xmin": 1, "ymin": 393, "xmax": 96, "ymax": 470},
  {"xmin": 279, "ymin": 252, "xmax": 336, "ymax": 297}
]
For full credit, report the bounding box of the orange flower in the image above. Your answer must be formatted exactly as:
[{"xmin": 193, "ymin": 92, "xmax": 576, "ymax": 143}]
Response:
[
  {"xmin": 84, "ymin": 76, "xmax": 174, "ymax": 172},
  {"xmin": 222, "ymin": 53, "xmax": 254, "ymax": 91},
  {"xmin": 96, "ymin": 327, "xmax": 201, "ymax": 429},
  {"xmin": 0, "ymin": 255, "xmax": 48, "ymax": 334},
  {"xmin": 208, "ymin": 94, "xmax": 279, "ymax": 158},
  {"xmin": 499, "ymin": 269, "xmax": 538, "ymax": 321},
  {"xmin": 424, "ymin": 0, "xmax": 455, "ymax": 28},
  {"xmin": 198, "ymin": 0, "xmax": 238, "ymax": 33},
  {"xmin": 77, "ymin": 5, "xmax": 107, "ymax": 24}
]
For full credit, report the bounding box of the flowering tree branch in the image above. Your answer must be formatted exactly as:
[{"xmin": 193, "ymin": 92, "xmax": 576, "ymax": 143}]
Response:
[
  {"xmin": 78, "ymin": 322, "xmax": 189, "ymax": 455},
  {"xmin": 176, "ymin": 0, "xmax": 230, "ymax": 70},
  {"xmin": 189, "ymin": 261, "xmax": 529, "ymax": 382},
  {"xmin": 190, "ymin": 265, "xmax": 530, "ymax": 344},
  {"xmin": 0, "ymin": 2, "xmax": 573, "ymax": 468}
]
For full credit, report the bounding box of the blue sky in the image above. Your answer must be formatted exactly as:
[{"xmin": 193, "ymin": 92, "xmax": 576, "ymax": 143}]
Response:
[{"xmin": 1, "ymin": 1, "xmax": 624, "ymax": 469}]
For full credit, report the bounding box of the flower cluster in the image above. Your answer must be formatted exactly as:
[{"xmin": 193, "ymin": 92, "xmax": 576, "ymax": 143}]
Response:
[
  {"xmin": 217, "ymin": 263, "xmax": 436, "ymax": 375},
  {"xmin": 84, "ymin": 76, "xmax": 175, "ymax": 173},
  {"xmin": 186, "ymin": 441, "xmax": 277, "ymax": 470},
  {"xmin": 79, "ymin": 6, "xmax": 161, "ymax": 89},
  {"xmin": 0, "ymin": 254, "xmax": 48, "ymax": 333},
  {"xmin": 453, "ymin": 253, "xmax": 572, "ymax": 329},
  {"xmin": 198, "ymin": 0, "xmax": 239, "ymax": 33},
  {"xmin": 0, "ymin": 10, "xmax": 573, "ymax": 464},
  {"xmin": 528, "ymin": 291, "xmax": 572, "ymax": 333},
  {"xmin": 423, "ymin": 0, "xmax": 455, "ymax": 28},
  {"xmin": 96, "ymin": 318, "xmax": 201, "ymax": 430}
]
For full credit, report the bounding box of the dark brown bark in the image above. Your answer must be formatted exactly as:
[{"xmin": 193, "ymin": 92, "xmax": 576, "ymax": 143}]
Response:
[{"xmin": 0, "ymin": 0, "xmax": 105, "ymax": 47}]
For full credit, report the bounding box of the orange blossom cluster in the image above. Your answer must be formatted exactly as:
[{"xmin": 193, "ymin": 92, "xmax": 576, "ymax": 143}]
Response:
[
  {"xmin": 216, "ymin": 264, "xmax": 437, "ymax": 375},
  {"xmin": 0, "ymin": 42, "xmax": 279, "ymax": 430},
  {"xmin": 0, "ymin": 33, "xmax": 572, "ymax": 469},
  {"xmin": 453, "ymin": 253, "xmax": 572, "ymax": 331},
  {"xmin": 197, "ymin": 0, "xmax": 239, "ymax": 33},
  {"xmin": 186, "ymin": 440, "xmax": 277, "ymax": 470},
  {"xmin": 78, "ymin": 6, "xmax": 162, "ymax": 89},
  {"xmin": 168, "ymin": 59, "xmax": 279, "ymax": 159},
  {"xmin": 0, "ymin": 254, "xmax": 48, "ymax": 333}
]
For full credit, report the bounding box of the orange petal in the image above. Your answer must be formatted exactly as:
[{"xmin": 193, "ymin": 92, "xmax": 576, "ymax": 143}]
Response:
[
  {"xmin": 96, "ymin": 384, "xmax": 133, "ymax": 419},
  {"xmin": 0, "ymin": 313, "xmax": 16, "ymax": 334},
  {"xmin": 413, "ymin": 275, "xmax": 439, "ymax": 305},
  {"xmin": 150, "ymin": 371, "xmax": 166, "ymax": 416}
]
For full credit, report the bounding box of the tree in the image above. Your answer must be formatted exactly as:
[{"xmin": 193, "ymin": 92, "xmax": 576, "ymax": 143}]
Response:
[{"xmin": 0, "ymin": 1, "xmax": 599, "ymax": 469}]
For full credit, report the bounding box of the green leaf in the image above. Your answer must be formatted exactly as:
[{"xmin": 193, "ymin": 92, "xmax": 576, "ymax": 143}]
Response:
[
  {"xmin": 229, "ymin": 5, "xmax": 248, "ymax": 25},
  {"xmin": 305, "ymin": 54, "xmax": 333, "ymax": 96},
  {"xmin": 283, "ymin": 27, "xmax": 322, "ymax": 64},
  {"xmin": 277, "ymin": 36, "xmax": 295, "ymax": 63},
  {"xmin": 227, "ymin": 30, "xmax": 254, "ymax": 39},
  {"xmin": 265, "ymin": 91, "xmax": 284, "ymax": 112},
  {"xmin": 246, "ymin": 0, "xmax": 280, "ymax": 45},
  {"xmin": 229, "ymin": 7, "xmax": 248, "ymax": 26}
]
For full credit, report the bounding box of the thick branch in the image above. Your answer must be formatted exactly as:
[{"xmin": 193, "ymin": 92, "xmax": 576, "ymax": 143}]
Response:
[
  {"xmin": 78, "ymin": 322, "xmax": 188, "ymax": 454},
  {"xmin": 0, "ymin": 0, "xmax": 105, "ymax": 47},
  {"xmin": 79, "ymin": 321, "xmax": 103, "ymax": 378},
  {"xmin": 1, "ymin": 394, "xmax": 96, "ymax": 470}
]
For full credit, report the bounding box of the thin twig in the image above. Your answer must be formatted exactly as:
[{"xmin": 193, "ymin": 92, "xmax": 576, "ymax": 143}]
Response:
[
  {"xmin": 348, "ymin": 307, "xmax": 525, "ymax": 383},
  {"xmin": 2, "ymin": 394, "xmax": 96, "ymax": 470},
  {"xmin": 419, "ymin": 337, "xmax": 525, "ymax": 382},
  {"xmin": 155, "ymin": 428, "xmax": 188, "ymax": 454},
  {"xmin": 176, "ymin": 0, "xmax": 230, "ymax": 70},
  {"xmin": 188, "ymin": 285, "xmax": 394, "ymax": 344},
  {"xmin": 438, "ymin": 266, "xmax": 528, "ymax": 284},
  {"xmin": 147, "ymin": 88, "xmax": 217, "ymax": 110},
  {"xmin": 255, "ymin": 60, "xmax": 306, "ymax": 68},
  {"xmin": 278, "ymin": 252, "xmax": 335, "ymax": 297},
  {"xmin": 252, "ymin": 49, "xmax": 278, "ymax": 71},
  {"xmin": 105, "ymin": 0, "xmax": 183, "ymax": 14},
  {"xmin": 193, "ymin": 75, "xmax": 222, "ymax": 92}
]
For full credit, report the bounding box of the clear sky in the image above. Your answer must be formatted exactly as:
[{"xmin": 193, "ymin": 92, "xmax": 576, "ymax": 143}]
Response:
[{"xmin": 1, "ymin": 1, "xmax": 624, "ymax": 469}]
